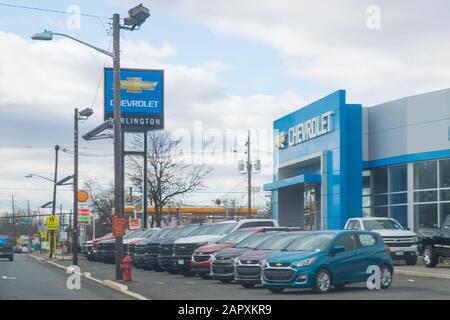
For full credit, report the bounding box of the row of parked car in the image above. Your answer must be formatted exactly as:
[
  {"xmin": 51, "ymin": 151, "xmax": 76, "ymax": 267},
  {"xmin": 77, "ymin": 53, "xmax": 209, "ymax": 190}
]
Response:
[{"xmin": 82, "ymin": 217, "xmax": 425, "ymax": 294}]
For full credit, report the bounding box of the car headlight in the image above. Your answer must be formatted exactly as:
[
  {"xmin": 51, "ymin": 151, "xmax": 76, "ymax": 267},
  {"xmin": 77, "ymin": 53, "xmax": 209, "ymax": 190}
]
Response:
[
  {"xmin": 413, "ymin": 236, "xmax": 419, "ymax": 243},
  {"xmin": 291, "ymin": 257, "xmax": 317, "ymax": 268},
  {"xmin": 233, "ymin": 258, "xmax": 240, "ymax": 265}
]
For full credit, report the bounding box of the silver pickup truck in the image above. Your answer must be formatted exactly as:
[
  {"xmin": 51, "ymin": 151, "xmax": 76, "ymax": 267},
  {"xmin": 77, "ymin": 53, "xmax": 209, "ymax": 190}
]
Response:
[{"xmin": 345, "ymin": 217, "xmax": 419, "ymax": 265}]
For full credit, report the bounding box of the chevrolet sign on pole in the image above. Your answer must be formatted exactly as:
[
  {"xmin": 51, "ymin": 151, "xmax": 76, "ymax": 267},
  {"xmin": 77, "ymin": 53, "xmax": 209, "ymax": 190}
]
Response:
[{"xmin": 104, "ymin": 68, "xmax": 164, "ymax": 131}]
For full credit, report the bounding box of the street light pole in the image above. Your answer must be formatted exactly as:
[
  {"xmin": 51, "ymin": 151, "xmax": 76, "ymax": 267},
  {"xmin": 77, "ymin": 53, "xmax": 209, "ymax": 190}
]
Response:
[
  {"xmin": 112, "ymin": 13, "xmax": 125, "ymax": 281},
  {"xmin": 31, "ymin": 3, "xmax": 150, "ymax": 280}
]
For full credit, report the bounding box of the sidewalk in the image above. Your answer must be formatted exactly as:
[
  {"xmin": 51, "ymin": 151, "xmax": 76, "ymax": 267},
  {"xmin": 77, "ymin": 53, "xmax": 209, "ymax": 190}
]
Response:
[{"xmin": 30, "ymin": 253, "xmax": 148, "ymax": 300}]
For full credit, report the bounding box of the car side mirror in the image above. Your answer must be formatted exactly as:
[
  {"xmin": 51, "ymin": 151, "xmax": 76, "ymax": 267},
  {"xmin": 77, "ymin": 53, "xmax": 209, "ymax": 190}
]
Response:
[{"xmin": 330, "ymin": 245, "xmax": 346, "ymax": 255}]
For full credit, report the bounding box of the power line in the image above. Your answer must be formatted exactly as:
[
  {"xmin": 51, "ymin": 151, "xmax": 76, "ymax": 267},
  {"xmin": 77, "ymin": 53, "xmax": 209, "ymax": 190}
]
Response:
[{"xmin": 0, "ymin": 2, "xmax": 110, "ymax": 19}]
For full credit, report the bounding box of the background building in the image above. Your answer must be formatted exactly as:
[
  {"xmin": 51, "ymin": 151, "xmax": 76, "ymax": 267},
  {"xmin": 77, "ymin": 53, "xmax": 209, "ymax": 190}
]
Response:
[{"xmin": 265, "ymin": 89, "xmax": 450, "ymax": 231}]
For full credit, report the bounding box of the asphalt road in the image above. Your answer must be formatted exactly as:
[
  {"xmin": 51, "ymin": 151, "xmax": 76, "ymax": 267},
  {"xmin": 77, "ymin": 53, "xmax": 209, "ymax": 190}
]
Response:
[
  {"xmin": 0, "ymin": 254, "xmax": 132, "ymax": 300},
  {"xmin": 60, "ymin": 258, "xmax": 450, "ymax": 300}
]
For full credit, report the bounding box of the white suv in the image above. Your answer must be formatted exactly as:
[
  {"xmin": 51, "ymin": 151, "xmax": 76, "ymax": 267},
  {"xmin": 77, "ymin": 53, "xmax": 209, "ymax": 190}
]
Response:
[{"xmin": 344, "ymin": 217, "xmax": 419, "ymax": 265}]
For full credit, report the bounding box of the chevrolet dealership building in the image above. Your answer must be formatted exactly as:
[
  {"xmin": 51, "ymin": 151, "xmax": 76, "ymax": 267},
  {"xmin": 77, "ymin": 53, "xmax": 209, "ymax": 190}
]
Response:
[{"xmin": 264, "ymin": 89, "xmax": 450, "ymax": 231}]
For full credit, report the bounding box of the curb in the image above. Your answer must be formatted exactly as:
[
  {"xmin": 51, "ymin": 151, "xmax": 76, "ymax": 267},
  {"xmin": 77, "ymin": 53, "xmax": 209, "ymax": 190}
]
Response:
[
  {"xmin": 395, "ymin": 269, "xmax": 450, "ymax": 280},
  {"xmin": 29, "ymin": 254, "xmax": 150, "ymax": 300}
]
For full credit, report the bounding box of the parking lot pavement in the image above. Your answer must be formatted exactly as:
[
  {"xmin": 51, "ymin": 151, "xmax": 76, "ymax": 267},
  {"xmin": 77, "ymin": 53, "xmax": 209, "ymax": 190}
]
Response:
[
  {"xmin": 394, "ymin": 258, "xmax": 450, "ymax": 279},
  {"xmin": 55, "ymin": 258, "xmax": 450, "ymax": 300}
]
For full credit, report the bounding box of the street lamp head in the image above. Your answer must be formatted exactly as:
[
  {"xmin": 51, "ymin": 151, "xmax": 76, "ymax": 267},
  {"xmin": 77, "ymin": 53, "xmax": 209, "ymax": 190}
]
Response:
[
  {"xmin": 124, "ymin": 4, "xmax": 150, "ymax": 29},
  {"xmin": 31, "ymin": 30, "xmax": 53, "ymax": 41},
  {"xmin": 79, "ymin": 107, "xmax": 94, "ymax": 118}
]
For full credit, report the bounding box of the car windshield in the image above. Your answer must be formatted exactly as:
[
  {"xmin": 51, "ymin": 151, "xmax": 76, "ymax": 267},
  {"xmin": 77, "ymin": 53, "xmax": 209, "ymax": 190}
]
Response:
[
  {"xmin": 157, "ymin": 228, "xmax": 178, "ymax": 238},
  {"xmin": 139, "ymin": 229, "xmax": 160, "ymax": 238},
  {"xmin": 217, "ymin": 230, "xmax": 255, "ymax": 244},
  {"xmin": 192, "ymin": 223, "xmax": 237, "ymax": 236},
  {"xmin": 124, "ymin": 230, "xmax": 144, "ymax": 239},
  {"xmin": 363, "ymin": 219, "xmax": 403, "ymax": 230},
  {"xmin": 175, "ymin": 225, "xmax": 201, "ymax": 237},
  {"xmin": 234, "ymin": 233, "xmax": 275, "ymax": 249},
  {"xmin": 285, "ymin": 233, "xmax": 335, "ymax": 251},
  {"xmin": 256, "ymin": 233, "xmax": 300, "ymax": 250}
]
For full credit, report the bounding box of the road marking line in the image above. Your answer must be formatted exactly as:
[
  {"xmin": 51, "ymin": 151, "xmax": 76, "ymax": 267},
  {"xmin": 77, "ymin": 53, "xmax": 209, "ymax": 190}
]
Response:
[{"xmin": 2, "ymin": 276, "xmax": 16, "ymax": 280}]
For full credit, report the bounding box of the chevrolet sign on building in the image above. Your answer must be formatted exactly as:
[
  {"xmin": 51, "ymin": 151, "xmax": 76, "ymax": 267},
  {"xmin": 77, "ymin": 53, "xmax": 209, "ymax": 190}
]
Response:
[{"xmin": 104, "ymin": 68, "xmax": 164, "ymax": 131}]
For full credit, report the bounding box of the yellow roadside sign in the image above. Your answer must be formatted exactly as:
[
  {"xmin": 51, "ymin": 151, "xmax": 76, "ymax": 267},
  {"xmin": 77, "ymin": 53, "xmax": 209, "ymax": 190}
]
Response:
[{"xmin": 46, "ymin": 214, "xmax": 59, "ymax": 231}]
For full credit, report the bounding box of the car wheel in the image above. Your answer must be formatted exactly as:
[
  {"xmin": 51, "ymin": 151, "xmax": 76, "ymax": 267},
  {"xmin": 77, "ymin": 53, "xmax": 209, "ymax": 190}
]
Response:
[
  {"xmin": 380, "ymin": 265, "xmax": 393, "ymax": 289},
  {"xmin": 241, "ymin": 283, "xmax": 255, "ymax": 289},
  {"xmin": 313, "ymin": 269, "xmax": 331, "ymax": 294},
  {"xmin": 405, "ymin": 257, "xmax": 417, "ymax": 266},
  {"xmin": 268, "ymin": 288, "xmax": 284, "ymax": 294},
  {"xmin": 198, "ymin": 273, "xmax": 211, "ymax": 280},
  {"xmin": 423, "ymin": 246, "xmax": 438, "ymax": 268},
  {"xmin": 219, "ymin": 279, "xmax": 232, "ymax": 284}
]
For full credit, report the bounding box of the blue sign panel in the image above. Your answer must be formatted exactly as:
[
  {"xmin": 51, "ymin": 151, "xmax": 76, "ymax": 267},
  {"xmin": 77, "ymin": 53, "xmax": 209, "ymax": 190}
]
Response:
[{"xmin": 104, "ymin": 68, "xmax": 164, "ymax": 131}]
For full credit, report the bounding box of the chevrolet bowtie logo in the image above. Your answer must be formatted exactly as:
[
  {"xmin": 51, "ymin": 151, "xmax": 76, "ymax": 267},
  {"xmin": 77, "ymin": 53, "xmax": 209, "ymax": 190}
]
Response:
[
  {"xmin": 275, "ymin": 262, "xmax": 283, "ymax": 267},
  {"xmin": 120, "ymin": 77, "xmax": 158, "ymax": 93},
  {"xmin": 275, "ymin": 132, "xmax": 287, "ymax": 150}
]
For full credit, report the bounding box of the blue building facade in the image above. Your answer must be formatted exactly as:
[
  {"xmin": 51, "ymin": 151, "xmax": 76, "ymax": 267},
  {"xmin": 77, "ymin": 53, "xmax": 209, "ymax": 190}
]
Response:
[{"xmin": 264, "ymin": 89, "xmax": 450, "ymax": 231}]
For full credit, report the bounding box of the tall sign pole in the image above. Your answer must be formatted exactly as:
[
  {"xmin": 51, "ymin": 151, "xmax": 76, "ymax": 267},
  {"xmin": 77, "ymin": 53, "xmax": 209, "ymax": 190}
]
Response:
[
  {"xmin": 143, "ymin": 131, "xmax": 148, "ymax": 228},
  {"xmin": 73, "ymin": 108, "xmax": 79, "ymax": 266},
  {"xmin": 112, "ymin": 13, "xmax": 124, "ymax": 281}
]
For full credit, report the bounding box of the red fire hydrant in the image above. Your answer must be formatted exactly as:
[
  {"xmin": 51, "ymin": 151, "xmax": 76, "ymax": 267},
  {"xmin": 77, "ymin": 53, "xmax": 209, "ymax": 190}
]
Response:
[{"xmin": 121, "ymin": 255, "xmax": 133, "ymax": 282}]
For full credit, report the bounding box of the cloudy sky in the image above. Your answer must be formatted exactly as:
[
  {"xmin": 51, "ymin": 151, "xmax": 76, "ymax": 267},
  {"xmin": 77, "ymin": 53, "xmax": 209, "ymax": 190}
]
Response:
[{"xmin": 1, "ymin": 0, "xmax": 450, "ymax": 214}]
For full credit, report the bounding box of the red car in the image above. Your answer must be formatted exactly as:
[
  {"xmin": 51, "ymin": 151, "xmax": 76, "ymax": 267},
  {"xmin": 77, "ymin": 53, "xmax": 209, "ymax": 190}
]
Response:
[
  {"xmin": 90, "ymin": 233, "xmax": 114, "ymax": 261},
  {"xmin": 191, "ymin": 227, "xmax": 297, "ymax": 279}
]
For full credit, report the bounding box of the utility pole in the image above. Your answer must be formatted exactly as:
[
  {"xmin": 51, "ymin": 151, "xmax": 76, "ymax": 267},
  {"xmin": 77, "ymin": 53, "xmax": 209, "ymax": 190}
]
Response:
[
  {"xmin": 246, "ymin": 130, "xmax": 252, "ymax": 219},
  {"xmin": 143, "ymin": 132, "xmax": 148, "ymax": 229},
  {"xmin": 112, "ymin": 13, "xmax": 125, "ymax": 281},
  {"xmin": 49, "ymin": 145, "xmax": 59, "ymax": 259},
  {"xmin": 11, "ymin": 195, "xmax": 16, "ymax": 243},
  {"xmin": 73, "ymin": 108, "xmax": 79, "ymax": 266}
]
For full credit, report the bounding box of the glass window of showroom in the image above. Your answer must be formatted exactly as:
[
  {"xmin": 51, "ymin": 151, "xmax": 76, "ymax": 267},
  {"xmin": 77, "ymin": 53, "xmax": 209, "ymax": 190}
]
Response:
[{"xmin": 364, "ymin": 159, "xmax": 450, "ymax": 230}]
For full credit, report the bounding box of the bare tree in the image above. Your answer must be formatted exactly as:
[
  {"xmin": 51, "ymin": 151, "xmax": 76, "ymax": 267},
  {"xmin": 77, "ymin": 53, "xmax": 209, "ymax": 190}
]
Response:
[
  {"xmin": 83, "ymin": 179, "xmax": 114, "ymax": 235},
  {"xmin": 127, "ymin": 131, "xmax": 212, "ymax": 227}
]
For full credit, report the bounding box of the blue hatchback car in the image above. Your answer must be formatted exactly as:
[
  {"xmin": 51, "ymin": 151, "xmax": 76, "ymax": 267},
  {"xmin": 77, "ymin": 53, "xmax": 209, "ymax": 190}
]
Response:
[{"xmin": 261, "ymin": 230, "xmax": 393, "ymax": 294}]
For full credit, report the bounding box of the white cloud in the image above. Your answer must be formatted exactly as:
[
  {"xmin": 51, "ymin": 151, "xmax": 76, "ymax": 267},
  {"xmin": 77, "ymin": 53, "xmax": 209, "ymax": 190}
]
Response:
[{"xmin": 142, "ymin": 0, "xmax": 450, "ymax": 105}]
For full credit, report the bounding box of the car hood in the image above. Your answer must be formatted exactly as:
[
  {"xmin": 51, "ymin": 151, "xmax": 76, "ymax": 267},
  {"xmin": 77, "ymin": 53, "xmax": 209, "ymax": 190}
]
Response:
[
  {"xmin": 196, "ymin": 243, "xmax": 234, "ymax": 254},
  {"xmin": 214, "ymin": 247, "xmax": 253, "ymax": 259},
  {"xmin": 175, "ymin": 235, "xmax": 224, "ymax": 244},
  {"xmin": 238, "ymin": 249, "xmax": 279, "ymax": 261},
  {"xmin": 123, "ymin": 238, "xmax": 140, "ymax": 244},
  {"xmin": 99, "ymin": 239, "xmax": 115, "ymax": 244},
  {"xmin": 128, "ymin": 239, "xmax": 145, "ymax": 245},
  {"xmin": 372, "ymin": 229, "xmax": 417, "ymax": 237},
  {"xmin": 94, "ymin": 236, "xmax": 114, "ymax": 244},
  {"xmin": 266, "ymin": 251, "xmax": 318, "ymax": 264}
]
